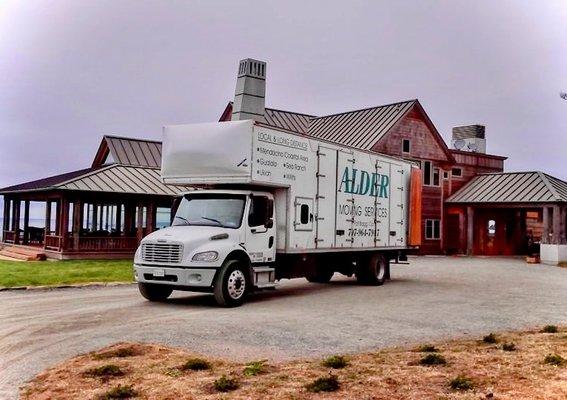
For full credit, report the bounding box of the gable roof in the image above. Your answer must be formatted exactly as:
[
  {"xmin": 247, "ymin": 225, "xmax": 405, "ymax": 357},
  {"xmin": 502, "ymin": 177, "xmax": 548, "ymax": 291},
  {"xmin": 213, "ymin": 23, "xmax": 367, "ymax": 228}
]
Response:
[
  {"xmin": 0, "ymin": 164, "xmax": 191, "ymax": 196},
  {"xmin": 307, "ymin": 100, "xmax": 416, "ymax": 149},
  {"xmin": 92, "ymin": 135, "xmax": 162, "ymax": 168},
  {"xmin": 446, "ymin": 171, "xmax": 567, "ymax": 204}
]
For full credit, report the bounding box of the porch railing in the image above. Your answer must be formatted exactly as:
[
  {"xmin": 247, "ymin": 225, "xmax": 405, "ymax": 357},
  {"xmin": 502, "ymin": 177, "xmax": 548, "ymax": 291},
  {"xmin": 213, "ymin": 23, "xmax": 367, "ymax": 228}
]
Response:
[
  {"xmin": 77, "ymin": 236, "xmax": 138, "ymax": 251},
  {"xmin": 45, "ymin": 235, "xmax": 62, "ymax": 251},
  {"xmin": 2, "ymin": 230, "xmax": 16, "ymax": 244}
]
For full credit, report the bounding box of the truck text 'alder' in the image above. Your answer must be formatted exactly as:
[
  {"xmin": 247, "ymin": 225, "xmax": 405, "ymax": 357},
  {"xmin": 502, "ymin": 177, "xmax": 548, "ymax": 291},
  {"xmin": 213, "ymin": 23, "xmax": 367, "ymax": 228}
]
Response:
[{"xmin": 133, "ymin": 120, "xmax": 422, "ymax": 306}]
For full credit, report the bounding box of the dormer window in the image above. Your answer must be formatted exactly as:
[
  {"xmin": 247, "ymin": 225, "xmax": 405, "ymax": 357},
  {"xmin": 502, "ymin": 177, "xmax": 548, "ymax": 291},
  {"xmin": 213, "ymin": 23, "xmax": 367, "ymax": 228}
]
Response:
[{"xmin": 402, "ymin": 139, "xmax": 411, "ymax": 154}]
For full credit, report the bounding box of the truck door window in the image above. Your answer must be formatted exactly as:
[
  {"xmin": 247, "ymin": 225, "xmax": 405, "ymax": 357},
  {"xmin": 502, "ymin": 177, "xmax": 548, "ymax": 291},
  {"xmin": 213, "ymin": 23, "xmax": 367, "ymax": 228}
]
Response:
[
  {"xmin": 248, "ymin": 196, "xmax": 272, "ymax": 227},
  {"xmin": 300, "ymin": 204, "xmax": 309, "ymax": 224}
]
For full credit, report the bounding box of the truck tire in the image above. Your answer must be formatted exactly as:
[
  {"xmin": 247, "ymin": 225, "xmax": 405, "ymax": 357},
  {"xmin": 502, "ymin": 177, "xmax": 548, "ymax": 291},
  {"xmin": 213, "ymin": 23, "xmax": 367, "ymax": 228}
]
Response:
[
  {"xmin": 357, "ymin": 253, "xmax": 388, "ymax": 286},
  {"xmin": 306, "ymin": 268, "xmax": 334, "ymax": 283},
  {"xmin": 138, "ymin": 282, "xmax": 173, "ymax": 301},
  {"xmin": 213, "ymin": 259, "xmax": 250, "ymax": 307}
]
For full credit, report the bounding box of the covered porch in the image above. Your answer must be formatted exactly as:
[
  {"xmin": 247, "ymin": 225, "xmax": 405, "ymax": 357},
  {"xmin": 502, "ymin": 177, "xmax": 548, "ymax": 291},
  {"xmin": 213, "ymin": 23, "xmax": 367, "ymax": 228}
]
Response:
[{"xmin": 1, "ymin": 164, "xmax": 191, "ymax": 259}]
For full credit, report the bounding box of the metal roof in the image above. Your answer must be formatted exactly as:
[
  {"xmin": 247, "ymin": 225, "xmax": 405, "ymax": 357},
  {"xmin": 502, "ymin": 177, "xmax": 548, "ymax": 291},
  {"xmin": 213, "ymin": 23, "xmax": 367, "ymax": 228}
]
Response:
[
  {"xmin": 307, "ymin": 100, "xmax": 416, "ymax": 150},
  {"xmin": 264, "ymin": 107, "xmax": 313, "ymax": 134},
  {"xmin": 104, "ymin": 136, "xmax": 162, "ymax": 168},
  {"xmin": 446, "ymin": 171, "xmax": 567, "ymax": 204},
  {"xmin": 0, "ymin": 165, "xmax": 191, "ymax": 196}
]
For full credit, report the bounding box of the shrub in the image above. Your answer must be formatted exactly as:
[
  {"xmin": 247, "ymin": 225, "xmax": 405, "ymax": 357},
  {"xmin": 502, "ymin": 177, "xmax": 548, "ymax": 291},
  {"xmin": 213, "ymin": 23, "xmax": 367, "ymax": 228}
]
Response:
[
  {"xmin": 419, "ymin": 353, "xmax": 447, "ymax": 366},
  {"xmin": 213, "ymin": 375, "xmax": 239, "ymax": 392},
  {"xmin": 502, "ymin": 343, "xmax": 516, "ymax": 352},
  {"xmin": 305, "ymin": 374, "xmax": 340, "ymax": 393},
  {"xmin": 449, "ymin": 375, "xmax": 474, "ymax": 391},
  {"xmin": 541, "ymin": 325, "xmax": 558, "ymax": 333},
  {"xmin": 181, "ymin": 358, "xmax": 211, "ymax": 371},
  {"xmin": 543, "ymin": 354, "xmax": 565, "ymax": 366},
  {"xmin": 85, "ymin": 364, "xmax": 124, "ymax": 377},
  {"xmin": 94, "ymin": 347, "xmax": 137, "ymax": 360},
  {"xmin": 417, "ymin": 344, "xmax": 438, "ymax": 353},
  {"xmin": 97, "ymin": 384, "xmax": 137, "ymax": 399},
  {"xmin": 322, "ymin": 355, "xmax": 349, "ymax": 369},
  {"xmin": 483, "ymin": 333, "xmax": 498, "ymax": 344},
  {"xmin": 243, "ymin": 360, "xmax": 265, "ymax": 376}
]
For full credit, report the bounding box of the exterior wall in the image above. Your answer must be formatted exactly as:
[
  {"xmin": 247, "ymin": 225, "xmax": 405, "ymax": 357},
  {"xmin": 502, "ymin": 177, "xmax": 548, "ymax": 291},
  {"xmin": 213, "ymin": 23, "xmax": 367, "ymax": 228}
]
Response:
[{"xmin": 449, "ymin": 151, "xmax": 505, "ymax": 196}]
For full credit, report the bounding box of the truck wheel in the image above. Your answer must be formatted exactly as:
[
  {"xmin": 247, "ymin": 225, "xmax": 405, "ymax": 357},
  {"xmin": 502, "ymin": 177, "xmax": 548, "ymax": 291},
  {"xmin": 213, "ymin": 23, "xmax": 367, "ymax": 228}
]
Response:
[
  {"xmin": 213, "ymin": 259, "xmax": 250, "ymax": 307},
  {"xmin": 138, "ymin": 282, "xmax": 173, "ymax": 301},
  {"xmin": 306, "ymin": 268, "xmax": 334, "ymax": 283},
  {"xmin": 357, "ymin": 253, "xmax": 387, "ymax": 286}
]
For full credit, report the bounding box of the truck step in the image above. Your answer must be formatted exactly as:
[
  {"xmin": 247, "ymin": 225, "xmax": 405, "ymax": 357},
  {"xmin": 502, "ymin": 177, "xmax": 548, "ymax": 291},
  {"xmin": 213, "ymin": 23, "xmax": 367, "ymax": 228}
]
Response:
[{"xmin": 255, "ymin": 283, "xmax": 277, "ymax": 290}]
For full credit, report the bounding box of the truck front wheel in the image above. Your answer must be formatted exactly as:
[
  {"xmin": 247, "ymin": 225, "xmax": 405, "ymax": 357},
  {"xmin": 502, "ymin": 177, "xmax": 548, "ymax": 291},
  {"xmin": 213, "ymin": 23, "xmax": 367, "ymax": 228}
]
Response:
[
  {"xmin": 213, "ymin": 259, "xmax": 250, "ymax": 307},
  {"xmin": 138, "ymin": 282, "xmax": 173, "ymax": 301},
  {"xmin": 357, "ymin": 253, "xmax": 388, "ymax": 286}
]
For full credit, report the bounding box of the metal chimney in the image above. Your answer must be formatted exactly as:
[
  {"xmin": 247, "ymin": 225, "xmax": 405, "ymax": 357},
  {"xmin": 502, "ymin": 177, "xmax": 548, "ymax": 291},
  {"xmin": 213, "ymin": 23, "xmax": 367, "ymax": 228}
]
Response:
[{"xmin": 231, "ymin": 58, "xmax": 266, "ymax": 122}]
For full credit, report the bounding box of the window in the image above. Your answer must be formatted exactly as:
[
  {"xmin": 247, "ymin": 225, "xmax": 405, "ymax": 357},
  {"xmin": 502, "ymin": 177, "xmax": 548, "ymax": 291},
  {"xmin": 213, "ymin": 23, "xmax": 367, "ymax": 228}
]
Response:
[
  {"xmin": 300, "ymin": 204, "xmax": 309, "ymax": 224},
  {"xmin": 402, "ymin": 139, "xmax": 411, "ymax": 153},
  {"xmin": 172, "ymin": 194, "xmax": 246, "ymax": 229},
  {"xmin": 451, "ymin": 168, "xmax": 462, "ymax": 177},
  {"xmin": 433, "ymin": 168, "xmax": 440, "ymax": 186},
  {"xmin": 422, "ymin": 161, "xmax": 432, "ymax": 185},
  {"xmin": 248, "ymin": 195, "xmax": 272, "ymax": 227},
  {"xmin": 443, "ymin": 171, "xmax": 449, "ymax": 179},
  {"xmin": 487, "ymin": 220, "xmax": 496, "ymax": 237},
  {"xmin": 425, "ymin": 219, "xmax": 441, "ymax": 240}
]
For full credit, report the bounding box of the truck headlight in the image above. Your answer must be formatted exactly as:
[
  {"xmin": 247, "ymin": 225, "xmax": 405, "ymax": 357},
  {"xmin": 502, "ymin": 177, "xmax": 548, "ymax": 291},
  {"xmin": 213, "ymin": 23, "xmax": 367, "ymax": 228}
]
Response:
[{"xmin": 192, "ymin": 251, "xmax": 218, "ymax": 262}]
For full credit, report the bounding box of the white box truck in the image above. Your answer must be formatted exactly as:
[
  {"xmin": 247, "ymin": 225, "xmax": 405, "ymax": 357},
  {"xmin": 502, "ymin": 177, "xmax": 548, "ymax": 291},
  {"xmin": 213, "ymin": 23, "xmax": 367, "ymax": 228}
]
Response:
[{"xmin": 133, "ymin": 120, "xmax": 422, "ymax": 306}]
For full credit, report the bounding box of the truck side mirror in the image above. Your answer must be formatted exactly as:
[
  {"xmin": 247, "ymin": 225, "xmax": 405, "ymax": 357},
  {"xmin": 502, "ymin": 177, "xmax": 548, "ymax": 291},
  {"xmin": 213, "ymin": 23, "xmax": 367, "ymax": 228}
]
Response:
[{"xmin": 265, "ymin": 218, "xmax": 274, "ymax": 229}]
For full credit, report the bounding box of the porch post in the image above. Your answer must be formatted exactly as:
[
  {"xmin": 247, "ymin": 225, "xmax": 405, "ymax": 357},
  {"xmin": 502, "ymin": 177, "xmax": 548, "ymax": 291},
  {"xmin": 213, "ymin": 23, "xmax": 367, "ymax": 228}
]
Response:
[
  {"xmin": 44, "ymin": 200, "xmax": 51, "ymax": 248},
  {"xmin": 123, "ymin": 203, "xmax": 132, "ymax": 236},
  {"xmin": 2, "ymin": 198, "xmax": 10, "ymax": 237},
  {"xmin": 23, "ymin": 200, "xmax": 30, "ymax": 245},
  {"xmin": 136, "ymin": 203, "xmax": 144, "ymax": 244},
  {"xmin": 73, "ymin": 199, "xmax": 82, "ymax": 250},
  {"xmin": 146, "ymin": 202, "xmax": 156, "ymax": 234},
  {"xmin": 13, "ymin": 199, "xmax": 21, "ymax": 244},
  {"xmin": 91, "ymin": 203, "xmax": 98, "ymax": 232},
  {"xmin": 59, "ymin": 197, "xmax": 69, "ymax": 251},
  {"xmin": 552, "ymin": 205, "xmax": 561, "ymax": 245},
  {"xmin": 466, "ymin": 206, "xmax": 474, "ymax": 255},
  {"xmin": 116, "ymin": 203, "xmax": 122, "ymax": 234},
  {"xmin": 542, "ymin": 206, "xmax": 550, "ymax": 244}
]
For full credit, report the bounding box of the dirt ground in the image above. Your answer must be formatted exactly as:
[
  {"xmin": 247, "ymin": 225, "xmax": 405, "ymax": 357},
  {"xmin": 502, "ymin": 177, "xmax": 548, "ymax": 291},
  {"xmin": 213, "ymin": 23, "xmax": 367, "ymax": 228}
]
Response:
[{"xmin": 21, "ymin": 326, "xmax": 566, "ymax": 400}]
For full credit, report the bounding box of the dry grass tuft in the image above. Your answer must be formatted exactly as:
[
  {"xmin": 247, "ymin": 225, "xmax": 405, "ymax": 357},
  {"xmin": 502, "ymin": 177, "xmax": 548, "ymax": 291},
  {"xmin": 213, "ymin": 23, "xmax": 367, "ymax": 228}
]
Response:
[{"xmin": 21, "ymin": 326, "xmax": 567, "ymax": 400}]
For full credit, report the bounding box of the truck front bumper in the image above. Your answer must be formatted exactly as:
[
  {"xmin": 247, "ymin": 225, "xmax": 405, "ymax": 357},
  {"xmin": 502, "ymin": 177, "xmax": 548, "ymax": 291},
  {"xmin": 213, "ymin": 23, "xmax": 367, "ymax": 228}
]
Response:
[{"xmin": 134, "ymin": 264, "xmax": 217, "ymax": 288}]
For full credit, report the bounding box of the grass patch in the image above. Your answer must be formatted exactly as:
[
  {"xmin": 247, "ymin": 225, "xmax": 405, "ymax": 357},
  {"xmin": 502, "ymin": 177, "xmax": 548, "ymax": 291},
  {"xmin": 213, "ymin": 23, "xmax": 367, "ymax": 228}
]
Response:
[
  {"xmin": 416, "ymin": 344, "xmax": 438, "ymax": 353},
  {"xmin": 213, "ymin": 375, "xmax": 239, "ymax": 392},
  {"xmin": 243, "ymin": 360, "xmax": 266, "ymax": 376},
  {"xmin": 449, "ymin": 375, "xmax": 474, "ymax": 391},
  {"xmin": 181, "ymin": 358, "xmax": 211, "ymax": 371},
  {"xmin": 94, "ymin": 346, "xmax": 138, "ymax": 360},
  {"xmin": 543, "ymin": 354, "xmax": 565, "ymax": 366},
  {"xmin": 502, "ymin": 342, "xmax": 517, "ymax": 352},
  {"xmin": 0, "ymin": 259, "xmax": 133, "ymax": 287},
  {"xmin": 419, "ymin": 353, "xmax": 447, "ymax": 366},
  {"xmin": 483, "ymin": 333, "xmax": 498, "ymax": 344},
  {"xmin": 305, "ymin": 374, "xmax": 340, "ymax": 393},
  {"xmin": 84, "ymin": 364, "xmax": 124, "ymax": 378},
  {"xmin": 322, "ymin": 355, "xmax": 349, "ymax": 369},
  {"xmin": 541, "ymin": 325, "xmax": 558, "ymax": 333},
  {"xmin": 97, "ymin": 384, "xmax": 137, "ymax": 399}
]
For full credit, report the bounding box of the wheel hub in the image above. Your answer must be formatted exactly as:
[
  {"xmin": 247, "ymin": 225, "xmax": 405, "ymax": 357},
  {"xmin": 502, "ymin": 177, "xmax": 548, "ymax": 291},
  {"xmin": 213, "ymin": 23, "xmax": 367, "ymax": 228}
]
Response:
[{"xmin": 227, "ymin": 269, "xmax": 246, "ymax": 299}]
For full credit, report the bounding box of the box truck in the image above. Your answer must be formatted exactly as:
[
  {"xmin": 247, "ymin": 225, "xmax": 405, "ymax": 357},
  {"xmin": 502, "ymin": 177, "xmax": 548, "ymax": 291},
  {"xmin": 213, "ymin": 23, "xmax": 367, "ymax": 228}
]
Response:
[{"xmin": 133, "ymin": 120, "xmax": 421, "ymax": 306}]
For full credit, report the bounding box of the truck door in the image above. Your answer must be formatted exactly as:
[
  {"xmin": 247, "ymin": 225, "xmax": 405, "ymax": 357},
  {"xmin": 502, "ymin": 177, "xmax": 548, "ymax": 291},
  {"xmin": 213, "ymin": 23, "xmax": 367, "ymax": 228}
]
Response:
[
  {"xmin": 335, "ymin": 150, "xmax": 355, "ymax": 248},
  {"xmin": 315, "ymin": 146, "xmax": 337, "ymax": 248},
  {"xmin": 388, "ymin": 164, "xmax": 406, "ymax": 247},
  {"xmin": 246, "ymin": 194, "xmax": 276, "ymax": 263}
]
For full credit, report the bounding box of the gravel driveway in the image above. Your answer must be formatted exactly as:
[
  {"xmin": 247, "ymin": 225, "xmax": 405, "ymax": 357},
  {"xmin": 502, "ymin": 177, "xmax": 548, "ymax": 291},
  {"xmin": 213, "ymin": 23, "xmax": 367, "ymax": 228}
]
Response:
[{"xmin": 1, "ymin": 256, "xmax": 566, "ymax": 399}]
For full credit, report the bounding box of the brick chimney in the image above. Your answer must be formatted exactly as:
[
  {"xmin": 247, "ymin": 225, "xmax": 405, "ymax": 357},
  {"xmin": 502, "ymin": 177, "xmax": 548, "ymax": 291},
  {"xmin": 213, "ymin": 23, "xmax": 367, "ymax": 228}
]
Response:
[
  {"xmin": 231, "ymin": 58, "xmax": 266, "ymax": 122},
  {"xmin": 451, "ymin": 125, "xmax": 486, "ymax": 153}
]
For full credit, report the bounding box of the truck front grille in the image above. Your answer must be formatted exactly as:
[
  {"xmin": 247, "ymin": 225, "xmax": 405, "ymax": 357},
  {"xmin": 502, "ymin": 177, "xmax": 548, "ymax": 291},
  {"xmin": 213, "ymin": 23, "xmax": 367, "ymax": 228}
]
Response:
[{"xmin": 141, "ymin": 242, "xmax": 183, "ymax": 264}]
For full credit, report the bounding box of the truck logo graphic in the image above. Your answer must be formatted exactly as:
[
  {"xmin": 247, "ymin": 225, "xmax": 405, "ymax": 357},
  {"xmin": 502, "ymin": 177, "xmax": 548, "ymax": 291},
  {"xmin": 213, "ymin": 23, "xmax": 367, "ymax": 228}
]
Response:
[{"xmin": 338, "ymin": 167, "xmax": 389, "ymax": 198}]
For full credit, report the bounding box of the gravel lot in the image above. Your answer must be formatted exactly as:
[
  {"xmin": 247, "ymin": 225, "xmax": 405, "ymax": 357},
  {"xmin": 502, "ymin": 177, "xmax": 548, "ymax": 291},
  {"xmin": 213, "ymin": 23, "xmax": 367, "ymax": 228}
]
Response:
[{"xmin": 1, "ymin": 256, "xmax": 566, "ymax": 399}]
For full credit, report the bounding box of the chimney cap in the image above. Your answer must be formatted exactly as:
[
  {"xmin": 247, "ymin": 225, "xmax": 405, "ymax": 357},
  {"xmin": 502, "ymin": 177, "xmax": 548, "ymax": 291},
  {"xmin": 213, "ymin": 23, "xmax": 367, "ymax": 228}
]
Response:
[
  {"xmin": 452, "ymin": 124, "xmax": 485, "ymax": 139},
  {"xmin": 238, "ymin": 58, "xmax": 266, "ymax": 79}
]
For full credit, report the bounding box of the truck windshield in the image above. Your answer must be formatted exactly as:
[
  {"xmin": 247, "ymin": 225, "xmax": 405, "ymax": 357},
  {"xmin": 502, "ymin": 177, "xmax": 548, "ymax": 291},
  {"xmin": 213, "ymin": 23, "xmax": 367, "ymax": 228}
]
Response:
[{"xmin": 172, "ymin": 194, "xmax": 246, "ymax": 229}]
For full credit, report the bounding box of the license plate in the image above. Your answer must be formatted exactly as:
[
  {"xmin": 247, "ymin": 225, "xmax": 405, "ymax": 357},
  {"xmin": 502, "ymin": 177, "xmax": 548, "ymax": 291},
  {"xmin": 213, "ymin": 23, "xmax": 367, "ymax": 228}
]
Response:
[{"xmin": 153, "ymin": 269, "xmax": 165, "ymax": 277}]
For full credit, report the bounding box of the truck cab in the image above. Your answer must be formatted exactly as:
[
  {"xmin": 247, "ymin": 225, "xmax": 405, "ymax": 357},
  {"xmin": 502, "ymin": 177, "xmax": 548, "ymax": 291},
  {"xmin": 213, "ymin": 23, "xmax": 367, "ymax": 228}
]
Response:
[{"xmin": 134, "ymin": 189, "xmax": 276, "ymax": 306}]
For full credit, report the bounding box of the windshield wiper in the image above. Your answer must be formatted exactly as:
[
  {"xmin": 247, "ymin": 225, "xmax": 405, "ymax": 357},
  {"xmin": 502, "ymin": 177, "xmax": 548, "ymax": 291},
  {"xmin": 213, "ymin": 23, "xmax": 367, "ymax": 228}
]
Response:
[
  {"xmin": 200, "ymin": 216, "xmax": 224, "ymax": 226},
  {"xmin": 174, "ymin": 215, "xmax": 191, "ymax": 225}
]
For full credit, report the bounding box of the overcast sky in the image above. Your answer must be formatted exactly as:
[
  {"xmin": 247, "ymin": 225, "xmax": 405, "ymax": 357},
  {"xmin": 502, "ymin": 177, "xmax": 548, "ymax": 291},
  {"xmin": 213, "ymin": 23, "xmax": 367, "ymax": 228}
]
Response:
[{"xmin": 0, "ymin": 0, "xmax": 566, "ymax": 204}]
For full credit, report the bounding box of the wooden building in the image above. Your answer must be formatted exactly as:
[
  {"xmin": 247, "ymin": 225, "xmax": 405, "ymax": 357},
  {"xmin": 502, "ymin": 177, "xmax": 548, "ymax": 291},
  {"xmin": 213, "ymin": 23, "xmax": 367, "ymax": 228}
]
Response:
[
  {"xmin": 0, "ymin": 136, "xmax": 190, "ymax": 259},
  {"xmin": 220, "ymin": 101, "xmax": 506, "ymax": 254}
]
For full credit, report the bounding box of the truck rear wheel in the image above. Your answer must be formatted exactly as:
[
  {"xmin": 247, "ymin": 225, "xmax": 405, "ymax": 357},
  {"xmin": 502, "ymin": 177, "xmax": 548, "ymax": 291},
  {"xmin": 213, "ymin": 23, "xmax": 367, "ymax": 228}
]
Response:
[
  {"xmin": 138, "ymin": 282, "xmax": 173, "ymax": 301},
  {"xmin": 306, "ymin": 268, "xmax": 334, "ymax": 283},
  {"xmin": 357, "ymin": 253, "xmax": 388, "ymax": 286},
  {"xmin": 213, "ymin": 259, "xmax": 250, "ymax": 307}
]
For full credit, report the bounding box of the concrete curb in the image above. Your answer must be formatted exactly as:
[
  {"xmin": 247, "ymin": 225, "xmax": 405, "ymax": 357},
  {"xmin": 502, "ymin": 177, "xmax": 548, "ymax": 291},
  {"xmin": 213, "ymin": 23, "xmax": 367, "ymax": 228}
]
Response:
[{"xmin": 0, "ymin": 282, "xmax": 136, "ymax": 292}]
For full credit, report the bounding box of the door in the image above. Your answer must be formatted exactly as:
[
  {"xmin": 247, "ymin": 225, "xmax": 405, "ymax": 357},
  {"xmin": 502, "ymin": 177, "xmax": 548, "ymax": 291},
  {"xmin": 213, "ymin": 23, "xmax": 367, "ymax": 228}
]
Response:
[
  {"xmin": 315, "ymin": 146, "xmax": 337, "ymax": 248},
  {"xmin": 245, "ymin": 194, "xmax": 276, "ymax": 263}
]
